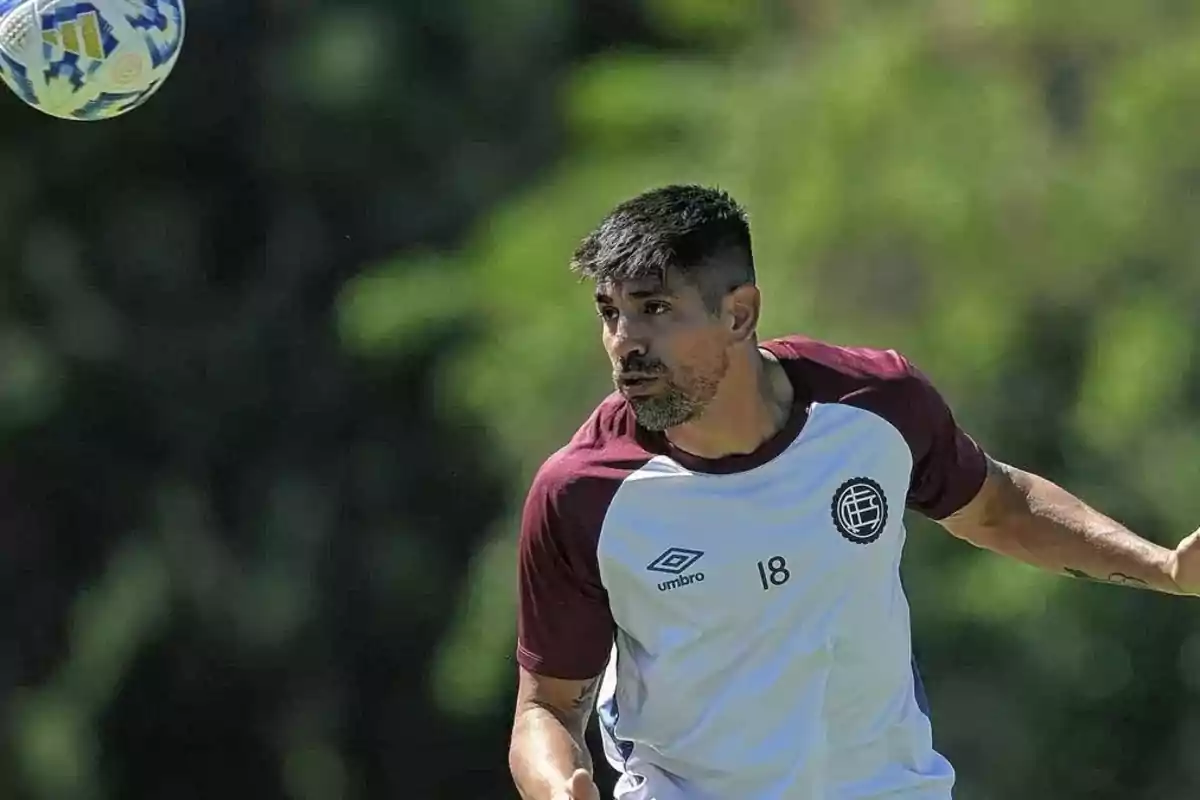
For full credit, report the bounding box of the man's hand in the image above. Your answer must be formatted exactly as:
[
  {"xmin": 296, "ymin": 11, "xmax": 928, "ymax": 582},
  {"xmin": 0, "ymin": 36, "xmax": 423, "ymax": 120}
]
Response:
[
  {"xmin": 555, "ymin": 769, "xmax": 601, "ymax": 800},
  {"xmin": 1168, "ymin": 527, "xmax": 1200, "ymax": 596}
]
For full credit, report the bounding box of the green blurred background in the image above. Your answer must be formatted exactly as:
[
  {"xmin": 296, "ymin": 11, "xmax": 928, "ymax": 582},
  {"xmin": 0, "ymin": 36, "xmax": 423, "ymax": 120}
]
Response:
[{"xmin": 3, "ymin": 0, "xmax": 1200, "ymax": 798}]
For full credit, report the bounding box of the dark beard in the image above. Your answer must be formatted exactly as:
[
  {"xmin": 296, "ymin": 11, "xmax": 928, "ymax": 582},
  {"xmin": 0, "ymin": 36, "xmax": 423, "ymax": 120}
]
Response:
[
  {"xmin": 615, "ymin": 351, "xmax": 729, "ymax": 432},
  {"xmin": 627, "ymin": 383, "xmax": 702, "ymax": 431}
]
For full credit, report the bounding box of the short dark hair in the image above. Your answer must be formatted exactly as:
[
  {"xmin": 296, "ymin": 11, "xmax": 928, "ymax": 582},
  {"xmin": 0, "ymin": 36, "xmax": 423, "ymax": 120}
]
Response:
[{"xmin": 571, "ymin": 184, "xmax": 755, "ymax": 309}]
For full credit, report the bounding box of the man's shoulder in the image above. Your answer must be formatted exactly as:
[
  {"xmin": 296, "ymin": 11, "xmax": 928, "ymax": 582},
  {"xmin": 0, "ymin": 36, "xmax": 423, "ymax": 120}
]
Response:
[
  {"xmin": 763, "ymin": 333, "xmax": 964, "ymax": 452},
  {"xmin": 763, "ymin": 334, "xmax": 920, "ymax": 402},
  {"xmin": 527, "ymin": 393, "xmax": 653, "ymax": 508}
]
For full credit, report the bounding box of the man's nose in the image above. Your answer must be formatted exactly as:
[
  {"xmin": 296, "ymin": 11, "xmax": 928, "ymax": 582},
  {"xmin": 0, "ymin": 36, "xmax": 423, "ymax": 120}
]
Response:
[{"xmin": 610, "ymin": 316, "xmax": 649, "ymax": 363}]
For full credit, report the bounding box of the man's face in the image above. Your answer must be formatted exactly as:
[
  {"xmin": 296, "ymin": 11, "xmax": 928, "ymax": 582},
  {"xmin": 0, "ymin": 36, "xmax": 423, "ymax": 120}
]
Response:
[{"xmin": 595, "ymin": 271, "xmax": 731, "ymax": 431}]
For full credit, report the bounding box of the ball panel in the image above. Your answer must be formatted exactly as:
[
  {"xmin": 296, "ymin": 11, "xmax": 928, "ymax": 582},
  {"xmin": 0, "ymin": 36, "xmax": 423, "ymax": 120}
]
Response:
[{"xmin": 0, "ymin": 0, "xmax": 36, "ymax": 54}]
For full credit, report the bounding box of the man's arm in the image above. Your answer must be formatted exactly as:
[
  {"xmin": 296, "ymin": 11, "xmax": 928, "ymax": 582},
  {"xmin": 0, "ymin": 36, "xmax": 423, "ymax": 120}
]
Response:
[
  {"xmin": 939, "ymin": 457, "xmax": 1187, "ymax": 594},
  {"xmin": 511, "ymin": 454, "xmax": 618, "ymax": 799},
  {"xmin": 510, "ymin": 668, "xmax": 602, "ymax": 800}
]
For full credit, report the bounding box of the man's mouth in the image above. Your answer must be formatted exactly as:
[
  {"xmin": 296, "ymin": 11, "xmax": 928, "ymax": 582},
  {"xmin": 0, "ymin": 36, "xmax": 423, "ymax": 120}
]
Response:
[{"xmin": 617, "ymin": 374, "xmax": 662, "ymax": 394}]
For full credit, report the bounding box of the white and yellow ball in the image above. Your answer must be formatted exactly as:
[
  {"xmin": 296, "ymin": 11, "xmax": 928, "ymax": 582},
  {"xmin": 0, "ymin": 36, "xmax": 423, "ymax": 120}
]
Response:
[{"xmin": 0, "ymin": 0, "xmax": 184, "ymax": 121}]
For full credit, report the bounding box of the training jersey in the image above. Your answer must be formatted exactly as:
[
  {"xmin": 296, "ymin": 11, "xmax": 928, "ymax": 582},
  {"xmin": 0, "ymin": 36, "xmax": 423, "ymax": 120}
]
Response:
[{"xmin": 515, "ymin": 335, "xmax": 988, "ymax": 799}]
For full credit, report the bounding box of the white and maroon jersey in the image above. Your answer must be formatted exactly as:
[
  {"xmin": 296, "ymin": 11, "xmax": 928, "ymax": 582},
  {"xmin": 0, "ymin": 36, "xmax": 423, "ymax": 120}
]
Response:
[{"xmin": 516, "ymin": 335, "xmax": 988, "ymax": 800}]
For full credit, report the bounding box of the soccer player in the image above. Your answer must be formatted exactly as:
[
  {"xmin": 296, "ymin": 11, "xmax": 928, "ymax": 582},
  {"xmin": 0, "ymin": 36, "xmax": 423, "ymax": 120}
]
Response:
[{"xmin": 508, "ymin": 185, "xmax": 1200, "ymax": 800}]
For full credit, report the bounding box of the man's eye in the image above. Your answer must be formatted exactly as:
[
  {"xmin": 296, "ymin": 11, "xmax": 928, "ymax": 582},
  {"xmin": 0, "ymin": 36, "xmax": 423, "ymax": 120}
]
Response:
[
  {"xmin": 645, "ymin": 301, "xmax": 670, "ymax": 316},
  {"xmin": 598, "ymin": 307, "xmax": 618, "ymax": 321}
]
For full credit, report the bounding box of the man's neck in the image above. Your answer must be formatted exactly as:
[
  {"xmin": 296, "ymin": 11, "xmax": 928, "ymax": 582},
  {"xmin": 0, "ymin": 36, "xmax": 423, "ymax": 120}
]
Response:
[{"xmin": 663, "ymin": 348, "xmax": 793, "ymax": 461}]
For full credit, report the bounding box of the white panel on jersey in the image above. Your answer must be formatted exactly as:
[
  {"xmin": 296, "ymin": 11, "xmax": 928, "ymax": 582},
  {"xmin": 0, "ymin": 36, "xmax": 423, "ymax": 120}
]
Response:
[{"xmin": 593, "ymin": 403, "xmax": 954, "ymax": 800}]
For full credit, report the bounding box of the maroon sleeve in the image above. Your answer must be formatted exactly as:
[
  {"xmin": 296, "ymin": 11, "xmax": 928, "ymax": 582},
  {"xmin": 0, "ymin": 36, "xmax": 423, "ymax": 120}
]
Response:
[
  {"xmin": 515, "ymin": 456, "xmax": 616, "ymax": 680},
  {"xmin": 884, "ymin": 358, "xmax": 988, "ymax": 520},
  {"xmin": 769, "ymin": 336, "xmax": 989, "ymax": 520}
]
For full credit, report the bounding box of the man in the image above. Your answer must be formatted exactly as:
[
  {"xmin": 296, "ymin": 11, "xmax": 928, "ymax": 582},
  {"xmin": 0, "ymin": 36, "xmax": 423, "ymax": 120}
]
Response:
[{"xmin": 508, "ymin": 185, "xmax": 1200, "ymax": 800}]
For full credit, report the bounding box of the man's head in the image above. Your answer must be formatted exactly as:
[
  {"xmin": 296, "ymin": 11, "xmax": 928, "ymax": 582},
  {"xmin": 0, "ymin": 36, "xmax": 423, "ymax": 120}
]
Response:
[{"xmin": 571, "ymin": 184, "xmax": 760, "ymax": 431}]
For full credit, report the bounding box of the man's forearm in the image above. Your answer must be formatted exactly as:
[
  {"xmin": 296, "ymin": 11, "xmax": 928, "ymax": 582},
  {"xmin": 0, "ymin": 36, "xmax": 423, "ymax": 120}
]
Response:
[
  {"xmin": 956, "ymin": 462, "xmax": 1184, "ymax": 594},
  {"xmin": 510, "ymin": 704, "xmax": 592, "ymax": 800}
]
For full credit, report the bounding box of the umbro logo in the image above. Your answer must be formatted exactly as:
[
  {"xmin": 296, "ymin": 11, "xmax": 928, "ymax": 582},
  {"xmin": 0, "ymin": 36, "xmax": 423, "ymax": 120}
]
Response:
[
  {"xmin": 647, "ymin": 547, "xmax": 705, "ymax": 592},
  {"xmin": 647, "ymin": 547, "xmax": 704, "ymax": 574}
]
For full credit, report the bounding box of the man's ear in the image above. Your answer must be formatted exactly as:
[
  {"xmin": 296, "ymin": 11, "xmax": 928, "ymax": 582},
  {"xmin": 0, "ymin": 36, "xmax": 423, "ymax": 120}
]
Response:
[{"xmin": 725, "ymin": 283, "xmax": 760, "ymax": 344}]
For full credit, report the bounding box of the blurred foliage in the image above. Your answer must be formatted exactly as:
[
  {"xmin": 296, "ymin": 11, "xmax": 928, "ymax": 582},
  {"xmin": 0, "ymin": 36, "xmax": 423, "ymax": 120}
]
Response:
[{"xmin": 4, "ymin": 0, "xmax": 1200, "ymax": 798}]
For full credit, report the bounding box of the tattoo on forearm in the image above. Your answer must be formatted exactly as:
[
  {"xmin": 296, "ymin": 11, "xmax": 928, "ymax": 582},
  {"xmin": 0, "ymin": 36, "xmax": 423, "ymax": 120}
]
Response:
[
  {"xmin": 1064, "ymin": 567, "xmax": 1150, "ymax": 589},
  {"xmin": 570, "ymin": 678, "xmax": 601, "ymax": 712}
]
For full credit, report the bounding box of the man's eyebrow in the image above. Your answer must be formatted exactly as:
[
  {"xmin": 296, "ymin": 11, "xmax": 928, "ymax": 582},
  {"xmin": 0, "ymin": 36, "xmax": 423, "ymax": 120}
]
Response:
[{"xmin": 594, "ymin": 288, "xmax": 674, "ymax": 303}]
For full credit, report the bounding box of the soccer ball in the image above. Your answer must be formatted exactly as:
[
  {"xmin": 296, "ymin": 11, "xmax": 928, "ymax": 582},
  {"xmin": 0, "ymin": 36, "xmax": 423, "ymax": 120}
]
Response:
[{"xmin": 0, "ymin": 0, "xmax": 184, "ymax": 121}]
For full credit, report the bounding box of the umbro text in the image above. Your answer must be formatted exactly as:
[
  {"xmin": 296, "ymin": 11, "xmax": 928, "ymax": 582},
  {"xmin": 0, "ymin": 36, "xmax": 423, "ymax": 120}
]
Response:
[{"xmin": 658, "ymin": 572, "xmax": 705, "ymax": 592}]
